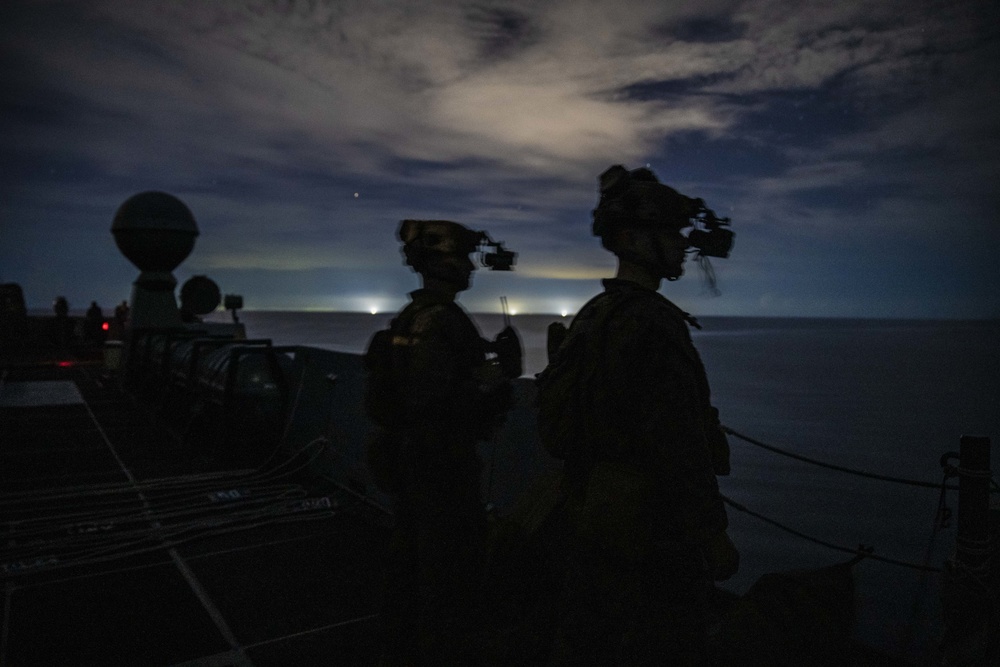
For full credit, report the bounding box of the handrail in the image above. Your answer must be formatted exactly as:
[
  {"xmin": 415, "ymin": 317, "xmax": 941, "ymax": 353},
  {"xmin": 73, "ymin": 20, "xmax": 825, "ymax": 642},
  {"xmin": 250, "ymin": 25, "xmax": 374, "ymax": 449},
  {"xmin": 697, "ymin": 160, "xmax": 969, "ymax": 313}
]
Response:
[
  {"xmin": 719, "ymin": 493, "xmax": 944, "ymax": 572},
  {"xmin": 718, "ymin": 426, "xmax": 1000, "ymax": 573},
  {"xmin": 722, "ymin": 426, "xmax": 999, "ymax": 492}
]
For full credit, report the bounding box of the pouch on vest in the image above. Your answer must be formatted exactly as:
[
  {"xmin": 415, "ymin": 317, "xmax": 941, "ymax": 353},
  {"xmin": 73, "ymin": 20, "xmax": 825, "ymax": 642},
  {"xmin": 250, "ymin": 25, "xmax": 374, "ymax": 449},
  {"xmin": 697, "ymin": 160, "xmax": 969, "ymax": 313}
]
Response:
[
  {"xmin": 534, "ymin": 324, "xmax": 595, "ymax": 460},
  {"xmin": 363, "ymin": 324, "xmax": 408, "ymax": 492},
  {"xmin": 534, "ymin": 293, "xmax": 631, "ymax": 460},
  {"xmin": 566, "ymin": 460, "xmax": 655, "ymax": 558}
]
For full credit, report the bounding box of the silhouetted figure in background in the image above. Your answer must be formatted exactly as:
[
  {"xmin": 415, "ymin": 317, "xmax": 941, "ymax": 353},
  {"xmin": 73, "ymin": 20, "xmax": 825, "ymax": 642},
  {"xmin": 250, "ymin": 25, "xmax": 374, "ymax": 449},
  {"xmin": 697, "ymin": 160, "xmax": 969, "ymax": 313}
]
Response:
[
  {"xmin": 109, "ymin": 300, "xmax": 129, "ymax": 340},
  {"xmin": 364, "ymin": 219, "xmax": 521, "ymax": 665},
  {"xmin": 84, "ymin": 301, "xmax": 104, "ymax": 345},
  {"xmin": 53, "ymin": 296, "xmax": 69, "ymax": 318},
  {"xmin": 0, "ymin": 283, "xmax": 29, "ymax": 356},
  {"xmin": 52, "ymin": 296, "xmax": 71, "ymax": 352},
  {"xmin": 537, "ymin": 165, "xmax": 738, "ymax": 665}
]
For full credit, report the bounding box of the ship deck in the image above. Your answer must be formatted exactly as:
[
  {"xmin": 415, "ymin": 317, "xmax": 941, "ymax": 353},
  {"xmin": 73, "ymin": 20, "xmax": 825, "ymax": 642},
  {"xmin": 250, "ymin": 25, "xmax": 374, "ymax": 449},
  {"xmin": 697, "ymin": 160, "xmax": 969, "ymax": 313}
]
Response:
[
  {"xmin": 1, "ymin": 345, "xmax": 953, "ymax": 666},
  {"xmin": 1, "ymin": 359, "xmax": 391, "ymax": 666}
]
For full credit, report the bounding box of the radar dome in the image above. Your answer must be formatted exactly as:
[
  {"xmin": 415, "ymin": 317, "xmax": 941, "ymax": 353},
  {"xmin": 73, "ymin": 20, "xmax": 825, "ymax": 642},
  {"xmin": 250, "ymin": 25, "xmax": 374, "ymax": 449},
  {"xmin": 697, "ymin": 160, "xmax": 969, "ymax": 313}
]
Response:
[
  {"xmin": 180, "ymin": 275, "xmax": 222, "ymax": 315},
  {"xmin": 111, "ymin": 191, "xmax": 199, "ymax": 272}
]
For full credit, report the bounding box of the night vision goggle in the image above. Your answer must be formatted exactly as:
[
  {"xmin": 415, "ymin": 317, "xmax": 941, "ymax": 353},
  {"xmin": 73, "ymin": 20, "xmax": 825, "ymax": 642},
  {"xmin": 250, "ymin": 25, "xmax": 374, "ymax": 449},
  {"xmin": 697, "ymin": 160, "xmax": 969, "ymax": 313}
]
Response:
[
  {"xmin": 686, "ymin": 199, "xmax": 734, "ymax": 259},
  {"xmin": 398, "ymin": 219, "xmax": 517, "ymax": 270},
  {"xmin": 592, "ymin": 165, "xmax": 734, "ymax": 259}
]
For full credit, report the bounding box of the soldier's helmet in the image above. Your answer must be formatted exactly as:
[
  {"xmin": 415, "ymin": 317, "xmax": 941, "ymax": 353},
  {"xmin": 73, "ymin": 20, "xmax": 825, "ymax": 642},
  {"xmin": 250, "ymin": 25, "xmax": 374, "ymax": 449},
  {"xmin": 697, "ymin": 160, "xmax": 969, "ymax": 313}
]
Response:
[
  {"xmin": 398, "ymin": 219, "xmax": 482, "ymax": 270},
  {"xmin": 591, "ymin": 165, "xmax": 699, "ymax": 240}
]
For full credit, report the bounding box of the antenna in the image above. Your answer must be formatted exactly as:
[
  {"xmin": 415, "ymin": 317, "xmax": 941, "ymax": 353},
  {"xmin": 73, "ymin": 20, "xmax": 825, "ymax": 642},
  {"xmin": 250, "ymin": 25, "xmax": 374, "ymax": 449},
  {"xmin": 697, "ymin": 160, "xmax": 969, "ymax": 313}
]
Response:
[{"xmin": 500, "ymin": 296, "xmax": 510, "ymax": 328}]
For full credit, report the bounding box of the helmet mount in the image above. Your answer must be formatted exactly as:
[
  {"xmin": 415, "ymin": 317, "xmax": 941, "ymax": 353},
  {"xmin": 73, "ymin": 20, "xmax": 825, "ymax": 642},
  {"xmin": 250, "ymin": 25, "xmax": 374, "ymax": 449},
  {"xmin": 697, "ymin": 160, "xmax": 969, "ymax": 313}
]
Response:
[
  {"xmin": 593, "ymin": 165, "xmax": 734, "ymax": 294},
  {"xmin": 398, "ymin": 219, "xmax": 516, "ymax": 272},
  {"xmin": 592, "ymin": 165, "xmax": 734, "ymax": 260}
]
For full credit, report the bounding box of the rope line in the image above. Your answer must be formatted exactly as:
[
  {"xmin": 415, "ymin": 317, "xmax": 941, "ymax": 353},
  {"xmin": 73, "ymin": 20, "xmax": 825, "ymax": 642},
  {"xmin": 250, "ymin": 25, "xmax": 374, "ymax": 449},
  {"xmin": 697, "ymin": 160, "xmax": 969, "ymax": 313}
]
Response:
[
  {"xmin": 723, "ymin": 426, "xmax": 984, "ymax": 491},
  {"xmin": 719, "ymin": 493, "xmax": 943, "ymax": 573}
]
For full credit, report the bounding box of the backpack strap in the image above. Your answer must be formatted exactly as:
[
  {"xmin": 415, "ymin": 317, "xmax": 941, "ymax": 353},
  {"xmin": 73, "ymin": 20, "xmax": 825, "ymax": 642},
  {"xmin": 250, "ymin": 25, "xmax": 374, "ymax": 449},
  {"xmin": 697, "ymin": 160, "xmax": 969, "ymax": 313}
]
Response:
[
  {"xmin": 537, "ymin": 289, "xmax": 646, "ymax": 467},
  {"xmin": 572, "ymin": 289, "xmax": 649, "ymax": 448}
]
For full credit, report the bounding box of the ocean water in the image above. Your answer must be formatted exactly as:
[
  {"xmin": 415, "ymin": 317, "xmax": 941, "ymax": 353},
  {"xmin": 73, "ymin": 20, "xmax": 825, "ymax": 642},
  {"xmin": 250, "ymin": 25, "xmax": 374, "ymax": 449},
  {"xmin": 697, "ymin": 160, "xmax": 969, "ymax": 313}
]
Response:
[{"xmin": 204, "ymin": 309, "xmax": 1000, "ymax": 660}]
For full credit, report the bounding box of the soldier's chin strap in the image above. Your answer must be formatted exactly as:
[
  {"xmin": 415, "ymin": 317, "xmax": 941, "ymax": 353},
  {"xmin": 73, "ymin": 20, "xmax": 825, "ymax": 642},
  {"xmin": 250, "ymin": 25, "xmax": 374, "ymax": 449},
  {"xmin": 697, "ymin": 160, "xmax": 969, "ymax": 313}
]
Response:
[{"xmin": 696, "ymin": 254, "xmax": 720, "ymax": 295}]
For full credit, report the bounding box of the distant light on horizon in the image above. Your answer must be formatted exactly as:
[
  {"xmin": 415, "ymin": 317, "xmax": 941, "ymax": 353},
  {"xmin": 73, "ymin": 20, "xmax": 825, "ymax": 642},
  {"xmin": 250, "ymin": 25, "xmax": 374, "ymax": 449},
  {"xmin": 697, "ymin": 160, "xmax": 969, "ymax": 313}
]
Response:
[
  {"xmin": 325, "ymin": 295, "xmax": 401, "ymax": 314},
  {"xmin": 472, "ymin": 296, "xmax": 586, "ymax": 316}
]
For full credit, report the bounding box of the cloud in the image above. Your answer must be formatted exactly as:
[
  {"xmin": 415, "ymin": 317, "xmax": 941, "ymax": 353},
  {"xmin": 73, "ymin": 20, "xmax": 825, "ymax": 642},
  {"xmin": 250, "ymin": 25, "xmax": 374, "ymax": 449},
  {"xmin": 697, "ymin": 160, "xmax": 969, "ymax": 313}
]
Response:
[
  {"xmin": 10, "ymin": 0, "xmax": 981, "ymax": 198},
  {"xmin": 2, "ymin": 0, "xmax": 998, "ymax": 317},
  {"xmin": 54, "ymin": 0, "xmax": 744, "ymax": 179},
  {"xmin": 512, "ymin": 261, "xmax": 613, "ymax": 281},
  {"xmin": 752, "ymin": 160, "xmax": 866, "ymax": 194}
]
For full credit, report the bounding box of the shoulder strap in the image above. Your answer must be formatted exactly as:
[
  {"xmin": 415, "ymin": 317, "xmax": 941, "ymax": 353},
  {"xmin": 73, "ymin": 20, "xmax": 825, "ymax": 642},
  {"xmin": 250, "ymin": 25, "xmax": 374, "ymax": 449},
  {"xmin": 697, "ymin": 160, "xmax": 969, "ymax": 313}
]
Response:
[
  {"xmin": 547, "ymin": 288, "xmax": 649, "ymax": 463},
  {"xmin": 563, "ymin": 287, "xmax": 648, "ymax": 354}
]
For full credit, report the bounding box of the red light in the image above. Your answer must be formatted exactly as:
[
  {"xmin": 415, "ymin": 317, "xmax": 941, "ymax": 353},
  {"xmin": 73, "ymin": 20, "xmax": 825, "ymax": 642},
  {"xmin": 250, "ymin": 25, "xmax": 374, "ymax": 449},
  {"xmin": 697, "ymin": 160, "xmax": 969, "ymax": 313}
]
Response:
[
  {"xmin": 57, "ymin": 361, "xmax": 75, "ymax": 368},
  {"xmin": 102, "ymin": 321, "xmax": 110, "ymax": 331}
]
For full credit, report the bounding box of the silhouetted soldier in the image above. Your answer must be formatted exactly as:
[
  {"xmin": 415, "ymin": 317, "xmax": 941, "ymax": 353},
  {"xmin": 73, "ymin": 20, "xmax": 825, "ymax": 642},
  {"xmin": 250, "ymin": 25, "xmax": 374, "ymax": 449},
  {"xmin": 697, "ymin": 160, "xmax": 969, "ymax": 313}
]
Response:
[
  {"xmin": 52, "ymin": 296, "xmax": 71, "ymax": 351},
  {"xmin": 538, "ymin": 165, "xmax": 738, "ymax": 665},
  {"xmin": 364, "ymin": 219, "xmax": 522, "ymax": 665},
  {"xmin": 109, "ymin": 300, "xmax": 129, "ymax": 340},
  {"xmin": 84, "ymin": 301, "xmax": 104, "ymax": 344},
  {"xmin": 0, "ymin": 283, "xmax": 28, "ymax": 356},
  {"xmin": 53, "ymin": 296, "xmax": 69, "ymax": 318}
]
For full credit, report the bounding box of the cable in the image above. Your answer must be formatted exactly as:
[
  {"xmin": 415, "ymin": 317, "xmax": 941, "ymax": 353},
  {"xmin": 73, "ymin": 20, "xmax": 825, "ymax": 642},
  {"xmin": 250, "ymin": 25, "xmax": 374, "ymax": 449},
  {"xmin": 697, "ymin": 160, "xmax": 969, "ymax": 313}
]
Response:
[
  {"xmin": 723, "ymin": 426, "xmax": 990, "ymax": 491},
  {"xmin": 719, "ymin": 493, "xmax": 943, "ymax": 573},
  {"xmin": 2, "ymin": 415, "xmax": 344, "ymax": 579},
  {"xmin": 257, "ymin": 348, "xmax": 312, "ymax": 470},
  {"xmin": 2, "ymin": 356, "xmax": 383, "ymax": 583},
  {"xmin": 0, "ymin": 435, "xmax": 328, "ymax": 512},
  {"xmin": 900, "ymin": 472, "xmax": 958, "ymax": 656},
  {"xmin": 3, "ymin": 506, "xmax": 340, "ymax": 578}
]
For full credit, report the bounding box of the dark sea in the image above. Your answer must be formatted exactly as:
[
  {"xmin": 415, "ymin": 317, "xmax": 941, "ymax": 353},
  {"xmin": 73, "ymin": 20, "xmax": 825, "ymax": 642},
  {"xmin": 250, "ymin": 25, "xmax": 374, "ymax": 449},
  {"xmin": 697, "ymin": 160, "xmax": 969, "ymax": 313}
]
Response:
[{"xmin": 204, "ymin": 310, "xmax": 1000, "ymax": 661}]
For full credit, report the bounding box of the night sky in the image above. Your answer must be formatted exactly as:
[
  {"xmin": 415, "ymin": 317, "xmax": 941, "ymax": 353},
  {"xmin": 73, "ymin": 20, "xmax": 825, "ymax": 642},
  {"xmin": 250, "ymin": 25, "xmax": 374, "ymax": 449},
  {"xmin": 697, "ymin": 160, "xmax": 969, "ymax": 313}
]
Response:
[{"xmin": 2, "ymin": 0, "xmax": 998, "ymax": 318}]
